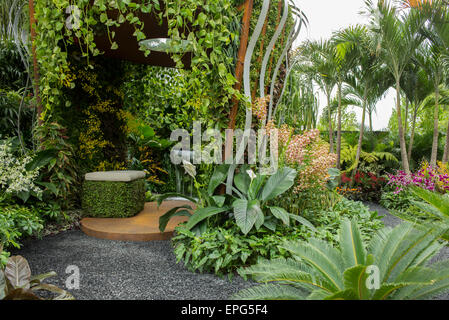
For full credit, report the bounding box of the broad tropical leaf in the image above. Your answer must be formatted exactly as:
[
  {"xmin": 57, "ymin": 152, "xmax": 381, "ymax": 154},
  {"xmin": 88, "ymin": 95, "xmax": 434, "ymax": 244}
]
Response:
[
  {"xmin": 269, "ymin": 206, "xmax": 290, "ymax": 226},
  {"xmin": 261, "ymin": 167, "xmax": 297, "ymax": 201},
  {"xmin": 339, "ymin": 219, "xmax": 366, "ymax": 268},
  {"xmin": 4, "ymin": 256, "xmax": 31, "ymax": 289},
  {"xmin": 207, "ymin": 164, "xmax": 230, "ymax": 196},
  {"xmin": 156, "ymin": 193, "xmax": 197, "ymax": 207},
  {"xmin": 159, "ymin": 206, "xmax": 193, "ymax": 232},
  {"xmin": 185, "ymin": 206, "xmax": 229, "ymax": 231}
]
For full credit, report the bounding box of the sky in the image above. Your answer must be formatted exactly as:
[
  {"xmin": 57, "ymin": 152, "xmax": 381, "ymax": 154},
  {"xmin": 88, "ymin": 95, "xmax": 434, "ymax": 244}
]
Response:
[{"xmin": 292, "ymin": 0, "xmax": 395, "ymax": 131}]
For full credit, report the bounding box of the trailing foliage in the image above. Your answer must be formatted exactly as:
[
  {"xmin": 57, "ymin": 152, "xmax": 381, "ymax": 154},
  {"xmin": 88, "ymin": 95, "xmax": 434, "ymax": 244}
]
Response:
[{"xmin": 33, "ymin": 0, "xmax": 241, "ymax": 123}]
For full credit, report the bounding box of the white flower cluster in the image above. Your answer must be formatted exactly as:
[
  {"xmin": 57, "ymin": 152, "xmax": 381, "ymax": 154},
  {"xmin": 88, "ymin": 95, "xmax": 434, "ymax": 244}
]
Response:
[{"xmin": 0, "ymin": 143, "xmax": 42, "ymax": 195}]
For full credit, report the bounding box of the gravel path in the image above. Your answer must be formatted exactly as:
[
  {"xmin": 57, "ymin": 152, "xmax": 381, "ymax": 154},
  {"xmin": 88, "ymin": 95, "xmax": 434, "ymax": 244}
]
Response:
[
  {"xmin": 365, "ymin": 202, "xmax": 449, "ymax": 300},
  {"xmin": 13, "ymin": 230, "xmax": 252, "ymax": 300},
  {"xmin": 13, "ymin": 202, "xmax": 449, "ymax": 300}
]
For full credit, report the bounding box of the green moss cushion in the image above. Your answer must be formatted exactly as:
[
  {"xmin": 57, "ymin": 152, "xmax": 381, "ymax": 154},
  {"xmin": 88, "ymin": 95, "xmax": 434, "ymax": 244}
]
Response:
[{"xmin": 82, "ymin": 178, "xmax": 145, "ymax": 218}]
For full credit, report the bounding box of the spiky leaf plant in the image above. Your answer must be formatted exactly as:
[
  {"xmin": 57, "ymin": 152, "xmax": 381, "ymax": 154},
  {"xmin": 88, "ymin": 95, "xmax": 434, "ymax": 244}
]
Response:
[{"xmin": 233, "ymin": 219, "xmax": 449, "ymax": 300}]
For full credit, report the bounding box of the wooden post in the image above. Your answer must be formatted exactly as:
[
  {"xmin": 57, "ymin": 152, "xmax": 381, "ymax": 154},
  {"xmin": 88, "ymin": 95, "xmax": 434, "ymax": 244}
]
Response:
[{"xmin": 29, "ymin": 0, "xmax": 42, "ymax": 125}]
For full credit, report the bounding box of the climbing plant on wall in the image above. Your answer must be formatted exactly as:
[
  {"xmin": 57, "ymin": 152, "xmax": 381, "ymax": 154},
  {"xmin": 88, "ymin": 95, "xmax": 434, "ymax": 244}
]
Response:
[{"xmin": 33, "ymin": 0, "xmax": 242, "ymax": 123}]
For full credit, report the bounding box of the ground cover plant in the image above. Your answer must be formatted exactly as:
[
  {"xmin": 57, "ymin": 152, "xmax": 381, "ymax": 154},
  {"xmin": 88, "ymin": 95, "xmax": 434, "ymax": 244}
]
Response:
[{"xmin": 171, "ymin": 195, "xmax": 383, "ymax": 277}]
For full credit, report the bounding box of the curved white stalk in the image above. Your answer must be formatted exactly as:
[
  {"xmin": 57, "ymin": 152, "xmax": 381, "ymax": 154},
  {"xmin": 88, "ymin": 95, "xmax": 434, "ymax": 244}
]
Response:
[
  {"xmin": 259, "ymin": 0, "xmax": 289, "ymax": 99},
  {"xmin": 226, "ymin": 0, "xmax": 271, "ymax": 194},
  {"xmin": 267, "ymin": 19, "xmax": 302, "ymax": 122}
]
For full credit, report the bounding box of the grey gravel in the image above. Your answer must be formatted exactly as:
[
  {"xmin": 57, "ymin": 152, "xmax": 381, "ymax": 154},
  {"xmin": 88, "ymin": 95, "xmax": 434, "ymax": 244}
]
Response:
[
  {"xmin": 13, "ymin": 202, "xmax": 449, "ymax": 300},
  {"xmin": 13, "ymin": 230, "xmax": 252, "ymax": 300}
]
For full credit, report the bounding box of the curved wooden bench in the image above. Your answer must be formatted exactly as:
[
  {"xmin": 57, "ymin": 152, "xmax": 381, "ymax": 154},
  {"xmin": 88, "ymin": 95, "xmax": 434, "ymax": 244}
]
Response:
[{"xmin": 80, "ymin": 200, "xmax": 194, "ymax": 241}]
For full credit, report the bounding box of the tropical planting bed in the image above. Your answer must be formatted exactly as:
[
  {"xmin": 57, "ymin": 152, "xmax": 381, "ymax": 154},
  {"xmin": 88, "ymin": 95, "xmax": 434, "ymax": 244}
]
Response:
[{"xmin": 4, "ymin": 0, "xmax": 449, "ymax": 302}]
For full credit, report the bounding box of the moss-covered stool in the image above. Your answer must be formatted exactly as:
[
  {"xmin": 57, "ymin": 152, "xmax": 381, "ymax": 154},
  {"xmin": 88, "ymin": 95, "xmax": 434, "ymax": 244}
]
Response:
[{"xmin": 82, "ymin": 171, "xmax": 146, "ymax": 218}]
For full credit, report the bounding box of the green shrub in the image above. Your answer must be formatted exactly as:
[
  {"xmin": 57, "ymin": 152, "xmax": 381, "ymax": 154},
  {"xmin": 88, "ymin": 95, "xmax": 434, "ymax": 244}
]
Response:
[
  {"xmin": 380, "ymin": 189, "xmax": 420, "ymax": 211},
  {"xmin": 81, "ymin": 178, "xmax": 145, "ymax": 218},
  {"xmin": 0, "ymin": 205, "xmax": 43, "ymax": 250},
  {"xmin": 172, "ymin": 198, "xmax": 384, "ymax": 277}
]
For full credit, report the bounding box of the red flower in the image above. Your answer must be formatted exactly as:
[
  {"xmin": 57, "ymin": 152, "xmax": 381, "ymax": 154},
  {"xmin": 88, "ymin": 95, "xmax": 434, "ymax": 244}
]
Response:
[{"xmin": 341, "ymin": 173, "xmax": 351, "ymax": 184}]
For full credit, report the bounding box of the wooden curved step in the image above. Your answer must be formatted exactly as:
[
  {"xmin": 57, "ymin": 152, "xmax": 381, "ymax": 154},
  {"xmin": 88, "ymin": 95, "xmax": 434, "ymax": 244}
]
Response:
[{"xmin": 80, "ymin": 201, "xmax": 194, "ymax": 241}]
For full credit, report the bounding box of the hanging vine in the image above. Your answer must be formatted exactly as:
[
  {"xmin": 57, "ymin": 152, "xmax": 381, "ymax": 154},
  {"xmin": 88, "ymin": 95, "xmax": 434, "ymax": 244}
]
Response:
[{"xmin": 33, "ymin": 0, "xmax": 242, "ymax": 124}]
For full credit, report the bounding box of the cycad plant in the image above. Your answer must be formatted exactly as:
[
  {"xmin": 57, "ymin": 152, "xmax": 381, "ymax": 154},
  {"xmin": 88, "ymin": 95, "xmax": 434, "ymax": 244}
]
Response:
[{"xmin": 233, "ymin": 219, "xmax": 449, "ymax": 300}]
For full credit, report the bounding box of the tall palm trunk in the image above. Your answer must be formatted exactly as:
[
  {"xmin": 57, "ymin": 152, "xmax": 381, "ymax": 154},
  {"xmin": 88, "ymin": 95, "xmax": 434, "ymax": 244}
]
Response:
[
  {"xmin": 327, "ymin": 93, "xmax": 334, "ymax": 153},
  {"xmin": 350, "ymin": 96, "xmax": 367, "ymax": 187},
  {"xmin": 369, "ymin": 111, "xmax": 373, "ymax": 132},
  {"xmin": 404, "ymin": 98, "xmax": 409, "ymax": 136},
  {"xmin": 396, "ymin": 79, "xmax": 410, "ymax": 173},
  {"xmin": 336, "ymin": 82, "xmax": 342, "ymax": 169},
  {"xmin": 408, "ymin": 107, "xmax": 418, "ymax": 163},
  {"xmin": 443, "ymin": 118, "xmax": 449, "ymax": 164},
  {"xmin": 430, "ymin": 84, "xmax": 440, "ymax": 168}
]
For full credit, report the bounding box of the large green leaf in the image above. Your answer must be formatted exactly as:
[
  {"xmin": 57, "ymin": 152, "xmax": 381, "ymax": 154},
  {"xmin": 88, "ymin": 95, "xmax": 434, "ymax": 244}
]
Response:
[
  {"xmin": 234, "ymin": 172, "xmax": 251, "ymax": 196},
  {"xmin": 411, "ymin": 186, "xmax": 449, "ymax": 217},
  {"xmin": 233, "ymin": 199, "xmax": 260, "ymax": 235},
  {"xmin": 156, "ymin": 193, "xmax": 197, "ymax": 207},
  {"xmin": 339, "ymin": 219, "xmax": 366, "ymax": 268},
  {"xmin": 261, "ymin": 167, "xmax": 297, "ymax": 201},
  {"xmin": 207, "ymin": 164, "xmax": 230, "ymax": 196},
  {"xmin": 185, "ymin": 206, "xmax": 229, "ymax": 230},
  {"xmin": 253, "ymin": 203, "xmax": 265, "ymax": 230},
  {"xmin": 211, "ymin": 195, "xmax": 226, "ymax": 208},
  {"xmin": 25, "ymin": 149, "xmax": 58, "ymax": 171},
  {"xmin": 343, "ymin": 265, "xmax": 370, "ymax": 300},
  {"xmin": 289, "ymin": 214, "xmax": 317, "ymax": 232},
  {"xmin": 5, "ymin": 256, "xmax": 31, "ymax": 289},
  {"xmin": 269, "ymin": 206, "xmax": 290, "ymax": 226},
  {"xmin": 159, "ymin": 206, "xmax": 192, "ymax": 232}
]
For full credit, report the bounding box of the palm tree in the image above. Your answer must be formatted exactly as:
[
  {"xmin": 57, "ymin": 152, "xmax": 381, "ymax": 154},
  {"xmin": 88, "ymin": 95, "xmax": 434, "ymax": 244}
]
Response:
[
  {"xmin": 276, "ymin": 68, "xmax": 319, "ymax": 130},
  {"xmin": 333, "ymin": 25, "xmax": 390, "ymax": 183},
  {"xmin": 416, "ymin": 40, "xmax": 446, "ymax": 167},
  {"xmin": 423, "ymin": 0, "xmax": 449, "ymax": 163},
  {"xmin": 234, "ymin": 219, "xmax": 449, "ymax": 300},
  {"xmin": 301, "ymin": 40, "xmax": 337, "ymax": 153},
  {"xmin": 365, "ymin": 0, "xmax": 427, "ymax": 173},
  {"xmin": 401, "ymin": 66, "xmax": 434, "ymax": 162}
]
